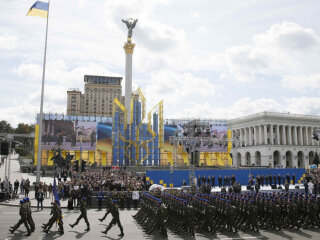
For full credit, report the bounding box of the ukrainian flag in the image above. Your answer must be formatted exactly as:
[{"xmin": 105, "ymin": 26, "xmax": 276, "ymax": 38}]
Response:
[{"xmin": 27, "ymin": 1, "xmax": 49, "ymax": 18}]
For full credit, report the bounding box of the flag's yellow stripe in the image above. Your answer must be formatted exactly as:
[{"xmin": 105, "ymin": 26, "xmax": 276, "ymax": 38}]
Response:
[{"xmin": 27, "ymin": 8, "xmax": 48, "ymax": 18}]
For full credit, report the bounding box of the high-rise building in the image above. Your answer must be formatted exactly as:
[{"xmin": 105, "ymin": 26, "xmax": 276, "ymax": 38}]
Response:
[{"xmin": 67, "ymin": 75, "xmax": 123, "ymax": 117}]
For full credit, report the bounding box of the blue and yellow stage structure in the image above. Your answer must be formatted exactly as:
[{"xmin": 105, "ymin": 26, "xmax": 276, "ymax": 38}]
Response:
[{"xmin": 112, "ymin": 88, "xmax": 164, "ymax": 166}]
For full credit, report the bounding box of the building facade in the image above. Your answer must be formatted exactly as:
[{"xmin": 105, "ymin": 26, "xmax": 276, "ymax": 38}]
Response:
[
  {"xmin": 229, "ymin": 112, "xmax": 320, "ymax": 169},
  {"xmin": 67, "ymin": 75, "xmax": 123, "ymax": 117}
]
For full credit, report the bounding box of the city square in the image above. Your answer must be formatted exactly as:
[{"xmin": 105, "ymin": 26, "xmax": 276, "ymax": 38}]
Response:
[{"xmin": 1, "ymin": 0, "xmax": 320, "ymax": 239}]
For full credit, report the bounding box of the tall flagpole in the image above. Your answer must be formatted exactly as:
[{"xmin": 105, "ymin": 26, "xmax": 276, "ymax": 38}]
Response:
[{"xmin": 36, "ymin": 0, "xmax": 50, "ymax": 183}]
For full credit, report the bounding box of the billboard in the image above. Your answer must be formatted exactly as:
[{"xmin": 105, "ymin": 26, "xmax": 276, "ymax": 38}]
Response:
[
  {"xmin": 161, "ymin": 120, "xmax": 231, "ymax": 167},
  {"xmin": 41, "ymin": 120, "xmax": 96, "ymax": 151},
  {"xmin": 96, "ymin": 122, "xmax": 112, "ymax": 153}
]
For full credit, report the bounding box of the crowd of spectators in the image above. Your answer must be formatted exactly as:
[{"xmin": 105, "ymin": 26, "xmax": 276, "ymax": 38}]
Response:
[{"xmin": 46, "ymin": 169, "xmax": 149, "ymax": 209}]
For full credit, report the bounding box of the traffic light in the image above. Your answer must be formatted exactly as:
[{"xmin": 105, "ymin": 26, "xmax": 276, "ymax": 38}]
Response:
[
  {"xmin": 72, "ymin": 160, "xmax": 79, "ymax": 172},
  {"xmin": 81, "ymin": 161, "xmax": 87, "ymax": 172}
]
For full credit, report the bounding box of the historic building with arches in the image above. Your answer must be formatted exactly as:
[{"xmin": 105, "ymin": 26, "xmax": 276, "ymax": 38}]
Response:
[{"xmin": 228, "ymin": 112, "xmax": 320, "ymax": 169}]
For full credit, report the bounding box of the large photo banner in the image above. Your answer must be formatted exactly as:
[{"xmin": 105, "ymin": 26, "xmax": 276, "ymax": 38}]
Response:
[{"xmin": 41, "ymin": 120, "xmax": 96, "ymax": 151}]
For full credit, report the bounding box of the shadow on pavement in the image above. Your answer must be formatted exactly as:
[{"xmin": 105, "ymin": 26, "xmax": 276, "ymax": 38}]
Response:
[
  {"xmin": 41, "ymin": 231, "xmax": 63, "ymax": 240},
  {"xmin": 9, "ymin": 230, "xmax": 28, "ymax": 240},
  {"xmin": 69, "ymin": 230, "xmax": 89, "ymax": 239}
]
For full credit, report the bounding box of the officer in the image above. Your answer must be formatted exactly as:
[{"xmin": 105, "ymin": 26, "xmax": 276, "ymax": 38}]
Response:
[
  {"xmin": 69, "ymin": 197, "xmax": 90, "ymax": 231},
  {"xmin": 101, "ymin": 197, "xmax": 124, "ymax": 236},
  {"xmin": 42, "ymin": 200, "xmax": 64, "ymax": 234},
  {"xmin": 9, "ymin": 199, "xmax": 31, "ymax": 236}
]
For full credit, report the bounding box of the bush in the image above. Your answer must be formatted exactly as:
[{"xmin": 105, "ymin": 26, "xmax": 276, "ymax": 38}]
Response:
[{"xmin": 15, "ymin": 146, "xmax": 28, "ymax": 156}]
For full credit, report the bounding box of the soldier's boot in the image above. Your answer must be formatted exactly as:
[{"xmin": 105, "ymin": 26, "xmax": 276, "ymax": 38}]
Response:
[
  {"xmin": 85, "ymin": 225, "xmax": 90, "ymax": 231},
  {"xmin": 101, "ymin": 229, "xmax": 108, "ymax": 234},
  {"xmin": 69, "ymin": 224, "xmax": 74, "ymax": 228},
  {"xmin": 118, "ymin": 231, "xmax": 124, "ymax": 237},
  {"xmin": 98, "ymin": 218, "xmax": 103, "ymax": 222},
  {"xmin": 25, "ymin": 231, "xmax": 31, "ymax": 237},
  {"xmin": 9, "ymin": 228, "xmax": 15, "ymax": 234}
]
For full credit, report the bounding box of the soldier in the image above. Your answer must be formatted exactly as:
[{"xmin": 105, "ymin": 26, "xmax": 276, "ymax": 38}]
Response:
[
  {"xmin": 211, "ymin": 175, "xmax": 215, "ymax": 188},
  {"xmin": 9, "ymin": 199, "xmax": 31, "ymax": 236},
  {"xmin": 69, "ymin": 197, "xmax": 90, "ymax": 231},
  {"xmin": 218, "ymin": 175, "xmax": 222, "ymax": 188},
  {"xmin": 25, "ymin": 198, "xmax": 35, "ymax": 232},
  {"xmin": 101, "ymin": 197, "xmax": 124, "ymax": 236},
  {"xmin": 42, "ymin": 200, "xmax": 64, "ymax": 234}
]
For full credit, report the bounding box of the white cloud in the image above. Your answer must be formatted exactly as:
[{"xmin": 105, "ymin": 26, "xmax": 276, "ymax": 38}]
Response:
[
  {"xmin": 282, "ymin": 74, "xmax": 320, "ymax": 91},
  {"xmin": 190, "ymin": 11, "xmax": 200, "ymax": 19},
  {"xmin": 198, "ymin": 26, "xmax": 207, "ymax": 34},
  {"xmin": 222, "ymin": 21, "xmax": 320, "ymax": 83},
  {"xmin": 0, "ymin": 34, "xmax": 17, "ymax": 50}
]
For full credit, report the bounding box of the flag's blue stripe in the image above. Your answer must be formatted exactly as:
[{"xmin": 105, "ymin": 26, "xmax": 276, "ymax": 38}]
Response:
[{"xmin": 31, "ymin": 1, "xmax": 49, "ymax": 11}]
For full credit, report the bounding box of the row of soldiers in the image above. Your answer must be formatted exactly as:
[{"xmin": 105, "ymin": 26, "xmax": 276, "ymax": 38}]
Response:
[
  {"xmin": 10, "ymin": 195, "xmax": 124, "ymax": 237},
  {"xmin": 9, "ymin": 198, "xmax": 35, "ymax": 236},
  {"xmin": 133, "ymin": 193, "xmax": 167, "ymax": 237},
  {"xmin": 134, "ymin": 190, "xmax": 320, "ymax": 237}
]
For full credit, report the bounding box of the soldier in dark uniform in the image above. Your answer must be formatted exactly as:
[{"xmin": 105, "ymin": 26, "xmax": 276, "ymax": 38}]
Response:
[
  {"xmin": 211, "ymin": 175, "xmax": 215, "ymax": 188},
  {"xmin": 42, "ymin": 200, "xmax": 64, "ymax": 234},
  {"xmin": 278, "ymin": 174, "xmax": 281, "ymax": 186},
  {"xmin": 268, "ymin": 174, "xmax": 272, "ymax": 186},
  {"xmin": 69, "ymin": 197, "xmax": 90, "ymax": 231},
  {"xmin": 101, "ymin": 197, "xmax": 124, "ymax": 236},
  {"xmin": 126, "ymin": 191, "xmax": 132, "ymax": 210},
  {"xmin": 261, "ymin": 175, "xmax": 264, "ymax": 186},
  {"xmin": 25, "ymin": 197, "xmax": 35, "ymax": 232},
  {"xmin": 197, "ymin": 176, "xmax": 201, "ymax": 187},
  {"xmin": 292, "ymin": 174, "xmax": 296, "ymax": 185},
  {"xmin": 218, "ymin": 175, "xmax": 222, "ymax": 188},
  {"xmin": 9, "ymin": 200, "xmax": 31, "ymax": 236},
  {"xmin": 231, "ymin": 174, "xmax": 236, "ymax": 186}
]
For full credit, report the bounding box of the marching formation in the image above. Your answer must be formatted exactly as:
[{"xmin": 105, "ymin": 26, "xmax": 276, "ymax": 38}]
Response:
[
  {"xmin": 134, "ymin": 190, "xmax": 320, "ymax": 237},
  {"xmin": 9, "ymin": 198, "xmax": 35, "ymax": 236}
]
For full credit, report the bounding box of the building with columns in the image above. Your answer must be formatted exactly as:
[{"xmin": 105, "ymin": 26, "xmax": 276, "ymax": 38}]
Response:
[{"xmin": 229, "ymin": 112, "xmax": 320, "ymax": 169}]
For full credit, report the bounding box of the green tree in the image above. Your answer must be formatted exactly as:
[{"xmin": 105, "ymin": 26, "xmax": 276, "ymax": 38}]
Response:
[
  {"xmin": 15, "ymin": 123, "xmax": 34, "ymax": 134},
  {"xmin": 0, "ymin": 120, "xmax": 13, "ymax": 133},
  {"xmin": 15, "ymin": 146, "xmax": 28, "ymax": 156}
]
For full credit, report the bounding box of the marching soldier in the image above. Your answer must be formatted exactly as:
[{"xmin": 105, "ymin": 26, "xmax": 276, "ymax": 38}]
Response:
[
  {"xmin": 42, "ymin": 200, "xmax": 64, "ymax": 234},
  {"xmin": 9, "ymin": 199, "xmax": 31, "ymax": 236},
  {"xmin": 69, "ymin": 197, "xmax": 90, "ymax": 231},
  {"xmin": 25, "ymin": 197, "xmax": 35, "ymax": 232},
  {"xmin": 101, "ymin": 197, "xmax": 124, "ymax": 236}
]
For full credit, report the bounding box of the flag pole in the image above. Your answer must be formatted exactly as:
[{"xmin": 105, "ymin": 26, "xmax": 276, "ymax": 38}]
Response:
[{"xmin": 36, "ymin": 0, "xmax": 50, "ymax": 183}]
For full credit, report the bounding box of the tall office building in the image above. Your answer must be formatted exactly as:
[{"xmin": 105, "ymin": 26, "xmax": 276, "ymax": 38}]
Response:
[{"xmin": 67, "ymin": 75, "xmax": 123, "ymax": 117}]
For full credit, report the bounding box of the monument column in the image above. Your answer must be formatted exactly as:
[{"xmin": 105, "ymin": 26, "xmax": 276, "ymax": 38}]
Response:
[
  {"xmin": 122, "ymin": 18, "xmax": 138, "ymax": 123},
  {"xmin": 270, "ymin": 124, "xmax": 274, "ymax": 145},
  {"xmin": 123, "ymin": 42, "xmax": 135, "ymax": 122}
]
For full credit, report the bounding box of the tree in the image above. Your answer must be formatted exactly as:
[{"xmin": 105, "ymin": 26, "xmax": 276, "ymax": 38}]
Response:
[
  {"xmin": 313, "ymin": 152, "xmax": 320, "ymax": 166},
  {"xmin": 0, "ymin": 120, "xmax": 13, "ymax": 133},
  {"xmin": 15, "ymin": 123, "xmax": 35, "ymax": 134}
]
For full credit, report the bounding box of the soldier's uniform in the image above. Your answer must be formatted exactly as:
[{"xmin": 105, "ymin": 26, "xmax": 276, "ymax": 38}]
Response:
[
  {"xmin": 101, "ymin": 197, "xmax": 124, "ymax": 236},
  {"xmin": 42, "ymin": 200, "xmax": 64, "ymax": 234},
  {"xmin": 69, "ymin": 197, "xmax": 90, "ymax": 231},
  {"xmin": 9, "ymin": 200, "xmax": 31, "ymax": 236},
  {"xmin": 25, "ymin": 197, "xmax": 35, "ymax": 232}
]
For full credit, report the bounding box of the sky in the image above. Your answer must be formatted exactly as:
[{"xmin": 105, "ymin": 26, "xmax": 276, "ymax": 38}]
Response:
[{"xmin": 1, "ymin": 0, "xmax": 320, "ymax": 127}]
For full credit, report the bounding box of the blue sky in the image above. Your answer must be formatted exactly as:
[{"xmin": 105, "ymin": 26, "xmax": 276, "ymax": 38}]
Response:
[{"xmin": 1, "ymin": 0, "xmax": 320, "ymax": 126}]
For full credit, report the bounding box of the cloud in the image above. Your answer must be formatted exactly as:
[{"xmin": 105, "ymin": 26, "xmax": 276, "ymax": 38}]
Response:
[
  {"xmin": 282, "ymin": 74, "xmax": 320, "ymax": 91},
  {"xmin": 222, "ymin": 22, "xmax": 320, "ymax": 83},
  {"xmin": 0, "ymin": 34, "xmax": 17, "ymax": 50},
  {"xmin": 190, "ymin": 11, "xmax": 200, "ymax": 19}
]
